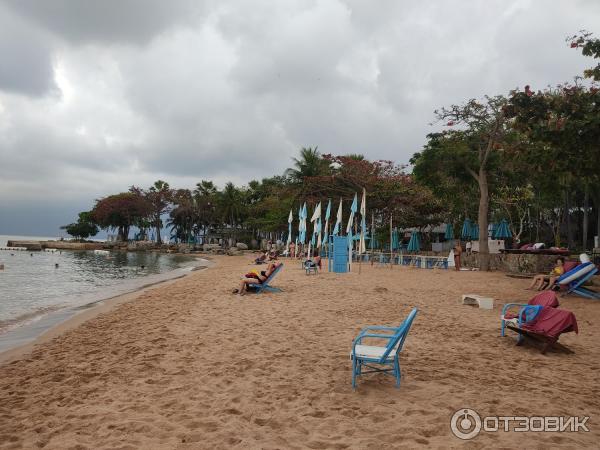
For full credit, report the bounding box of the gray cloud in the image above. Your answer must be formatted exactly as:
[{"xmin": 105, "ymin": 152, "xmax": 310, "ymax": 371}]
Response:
[
  {"xmin": 1, "ymin": 0, "xmax": 203, "ymax": 45},
  {"xmin": 0, "ymin": 4, "xmax": 57, "ymax": 95},
  {"xmin": 0, "ymin": 0, "xmax": 598, "ymax": 235}
]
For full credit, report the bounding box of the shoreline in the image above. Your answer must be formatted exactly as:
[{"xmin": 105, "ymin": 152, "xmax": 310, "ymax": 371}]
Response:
[{"xmin": 0, "ymin": 256, "xmax": 214, "ymax": 366}]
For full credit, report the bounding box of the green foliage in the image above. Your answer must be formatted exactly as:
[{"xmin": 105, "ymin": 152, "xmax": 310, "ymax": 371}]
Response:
[
  {"xmin": 568, "ymin": 31, "xmax": 600, "ymax": 81},
  {"xmin": 61, "ymin": 211, "xmax": 99, "ymax": 240}
]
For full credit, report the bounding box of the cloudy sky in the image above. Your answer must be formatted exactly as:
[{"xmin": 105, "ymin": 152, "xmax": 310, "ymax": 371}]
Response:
[{"xmin": 0, "ymin": 0, "xmax": 598, "ymax": 236}]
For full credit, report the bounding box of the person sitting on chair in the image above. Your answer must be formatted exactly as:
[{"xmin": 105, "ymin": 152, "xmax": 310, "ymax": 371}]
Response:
[
  {"xmin": 527, "ymin": 257, "xmax": 565, "ymax": 291},
  {"xmin": 234, "ymin": 262, "xmax": 280, "ymax": 295}
]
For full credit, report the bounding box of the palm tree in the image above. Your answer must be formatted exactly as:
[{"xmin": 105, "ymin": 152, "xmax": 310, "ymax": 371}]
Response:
[
  {"xmin": 146, "ymin": 180, "xmax": 172, "ymax": 244},
  {"xmin": 285, "ymin": 146, "xmax": 330, "ymax": 182},
  {"xmin": 219, "ymin": 182, "xmax": 244, "ymax": 230}
]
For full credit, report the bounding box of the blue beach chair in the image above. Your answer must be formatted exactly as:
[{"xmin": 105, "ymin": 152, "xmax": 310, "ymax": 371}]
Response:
[
  {"xmin": 248, "ymin": 263, "xmax": 283, "ymax": 294},
  {"xmin": 350, "ymin": 308, "xmax": 418, "ymax": 389},
  {"xmin": 559, "ymin": 264, "xmax": 600, "ymax": 299},
  {"xmin": 304, "ymin": 259, "xmax": 318, "ymax": 275}
]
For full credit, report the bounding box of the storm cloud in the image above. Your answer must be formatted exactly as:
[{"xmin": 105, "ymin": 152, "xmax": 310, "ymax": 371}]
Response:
[{"xmin": 0, "ymin": 0, "xmax": 598, "ymax": 235}]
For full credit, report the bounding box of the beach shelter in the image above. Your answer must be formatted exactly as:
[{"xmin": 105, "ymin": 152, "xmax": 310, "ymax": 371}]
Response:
[
  {"xmin": 444, "ymin": 223, "xmax": 454, "ymax": 240},
  {"xmin": 493, "ymin": 219, "xmax": 512, "ymax": 239},
  {"xmin": 461, "ymin": 219, "xmax": 472, "ymax": 240},
  {"xmin": 333, "ymin": 198, "xmax": 343, "ymax": 236},
  {"xmin": 359, "ymin": 188, "xmax": 367, "ymax": 254},
  {"xmin": 470, "ymin": 222, "xmax": 479, "ymax": 240},
  {"xmin": 407, "ymin": 231, "xmax": 421, "ymax": 253}
]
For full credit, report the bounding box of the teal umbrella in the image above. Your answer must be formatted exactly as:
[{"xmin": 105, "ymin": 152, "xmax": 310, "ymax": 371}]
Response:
[
  {"xmin": 493, "ymin": 219, "xmax": 512, "ymax": 239},
  {"xmin": 470, "ymin": 223, "xmax": 479, "ymax": 240},
  {"xmin": 407, "ymin": 231, "xmax": 420, "ymax": 252},
  {"xmin": 444, "ymin": 223, "xmax": 454, "ymax": 240},
  {"xmin": 392, "ymin": 228, "xmax": 399, "ymax": 250},
  {"xmin": 461, "ymin": 219, "xmax": 472, "ymax": 239}
]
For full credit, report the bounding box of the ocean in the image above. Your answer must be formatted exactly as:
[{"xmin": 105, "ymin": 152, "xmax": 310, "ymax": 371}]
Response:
[{"xmin": 0, "ymin": 235, "xmax": 201, "ymax": 352}]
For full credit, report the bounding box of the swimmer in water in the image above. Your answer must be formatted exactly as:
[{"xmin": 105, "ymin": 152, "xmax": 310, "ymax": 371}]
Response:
[{"xmin": 55, "ymin": 263, "xmax": 59, "ymax": 268}]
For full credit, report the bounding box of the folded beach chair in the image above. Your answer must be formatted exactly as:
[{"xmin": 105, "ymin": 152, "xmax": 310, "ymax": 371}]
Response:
[
  {"xmin": 501, "ymin": 291, "xmax": 559, "ymax": 337},
  {"xmin": 350, "ymin": 308, "xmax": 418, "ymax": 389},
  {"xmin": 503, "ymin": 305, "xmax": 578, "ymax": 354},
  {"xmin": 248, "ymin": 263, "xmax": 283, "ymax": 294}
]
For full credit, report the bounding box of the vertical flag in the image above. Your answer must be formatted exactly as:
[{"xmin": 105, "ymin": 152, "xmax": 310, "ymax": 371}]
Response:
[
  {"xmin": 346, "ymin": 193, "xmax": 357, "ymax": 234},
  {"xmin": 359, "ymin": 188, "xmax": 366, "ymax": 254},
  {"xmin": 286, "ymin": 208, "xmax": 293, "ymax": 251},
  {"xmin": 323, "ymin": 199, "xmax": 331, "ymax": 239},
  {"xmin": 333, "ymin": 198, "xmax": 343, "ymax": 236}
]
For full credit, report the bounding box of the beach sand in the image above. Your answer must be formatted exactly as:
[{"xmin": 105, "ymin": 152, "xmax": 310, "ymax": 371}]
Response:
[{"xmin": 1, "ymin": 255, "xmax": 599, "ymax": 449}]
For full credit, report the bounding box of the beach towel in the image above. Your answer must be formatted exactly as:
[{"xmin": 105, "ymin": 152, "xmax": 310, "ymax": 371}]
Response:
[
  {"xmin": 503, "ymin": 291, "xmax": 559, "ymax": 320},
  {"xmin": 521, "ymin": 307, "xmax": 578, "ymax": 338}
]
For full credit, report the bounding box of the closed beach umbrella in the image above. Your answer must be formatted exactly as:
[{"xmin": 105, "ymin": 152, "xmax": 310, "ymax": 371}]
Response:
[
  {"xmin": 392, "ymin": 227, "xmax": 399, "ymax": 250},
  {"xmin": 444, "ymin": 223, "xmax": 454, "ymax": 240},
  {"xmin": 461, "ymin": 219, "xmax": 472, "ymax": 240},
  {"xmin": 494, "ymin": 219, "xmax": 512, "ymax": 239},
  {"xmin": 470, "ymin": 223, "xmax": 479, "ymax": 240},
  {"xmin": 407, "ymin": 231, "xmax": 420, "ymax": 253}
]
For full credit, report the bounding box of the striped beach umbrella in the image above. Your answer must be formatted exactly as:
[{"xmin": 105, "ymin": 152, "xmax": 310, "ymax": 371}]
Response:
[{"xmin": 407, "ymin": 231, "xmax": 420, "ymax": 253}]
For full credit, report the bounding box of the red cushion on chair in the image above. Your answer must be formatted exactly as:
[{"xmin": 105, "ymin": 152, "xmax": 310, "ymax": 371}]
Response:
[{"xmin": 529, "ymin": 291, "xmax": 559, "ymax": 308}]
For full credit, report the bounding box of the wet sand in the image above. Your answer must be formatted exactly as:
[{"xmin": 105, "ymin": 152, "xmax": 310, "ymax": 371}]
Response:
[{"xmin": 0, "ymin": 255, "xmax": 598, "ymax": 449}]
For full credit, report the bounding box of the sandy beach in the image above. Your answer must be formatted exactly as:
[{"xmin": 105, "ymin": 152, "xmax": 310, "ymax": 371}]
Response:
[{"xmin": 1, "ymin": 255, "xmax": 599, "ymax": 449}]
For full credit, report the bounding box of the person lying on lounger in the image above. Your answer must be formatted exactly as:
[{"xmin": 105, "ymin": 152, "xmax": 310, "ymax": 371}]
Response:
[
  {"xmin": 234, "ymin": 262, "xmax": 281, "ymax": 295},
  {"xmin": 527, "ymin": 257, "xmax": 565, "ymax": 291}
]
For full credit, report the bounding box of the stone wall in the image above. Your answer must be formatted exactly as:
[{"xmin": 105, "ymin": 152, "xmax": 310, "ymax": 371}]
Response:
[{"xmin": 462, "ymin": 252, "xmax": 566, "ymax": 274}]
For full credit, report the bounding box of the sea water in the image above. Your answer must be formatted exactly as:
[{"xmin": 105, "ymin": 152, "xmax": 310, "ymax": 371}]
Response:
[{"xmin": 0, "ymin": 235, "xmax": 200, "ymax": 350}]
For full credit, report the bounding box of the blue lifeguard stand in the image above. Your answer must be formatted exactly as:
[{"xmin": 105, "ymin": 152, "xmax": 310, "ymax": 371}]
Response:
[{"xmin": 328, "ymin": 235, "xmax": 349, "ymax": 273}]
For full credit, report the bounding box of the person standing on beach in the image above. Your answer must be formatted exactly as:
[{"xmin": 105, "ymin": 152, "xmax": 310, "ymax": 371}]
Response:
[{"xmin": 453, "ymin": 241, "xmax": 462, "ymax": 271}]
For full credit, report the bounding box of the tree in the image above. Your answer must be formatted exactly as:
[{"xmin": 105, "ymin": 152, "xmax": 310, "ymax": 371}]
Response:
[
  {"xmin": 411, "ymin": 132, "xmax": 480, "ymax": 225},
  {"xmin": 285, "ymin": 147, "xmax": 331, "ymax": 183},
  {"xmin": 168, "ymin": 189, "xmax": 196, "ymax": 243},
  {"xmin": 91, "ymin": 192, "xmax": 152, "ymax": 241},
  {"xmin": 433, "ymin": 96, "xmax": 511, "ymax": 270},
  {"xmin": 145, "ymin": 180, "xmax": 172, "ymax": 244},
  {"xmin": 507, "ymin": 82, "xmax": 600, "ymax": 249},
  {"xmin": 219, "ymin": 182, "xmax": 244, "ymax": 230},
  {"xmin": 568, "ymin": 31, "xmax": 600, "ymax": 81},
  {"xmin": 61, "ymin": 211, "xmax": 99, "ymax": 240}
]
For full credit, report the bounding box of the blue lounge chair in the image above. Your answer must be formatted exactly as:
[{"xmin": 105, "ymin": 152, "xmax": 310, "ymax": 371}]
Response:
[
  {"xmin": 248, "ymin": 264, "xmax": 283, "ymax": 294},
  {"xmin": 350, "ymin": 308, "xmax": 418, "ymax": 389},
  {"xmin": 560, "ymin": 265, "xmax": 600, "ymax": 299}
]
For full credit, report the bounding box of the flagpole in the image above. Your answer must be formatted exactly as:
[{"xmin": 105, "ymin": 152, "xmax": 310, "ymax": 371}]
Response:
[{"xmin": 390, "ymin": 214, "xmax": 393, "ymax": 270}]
